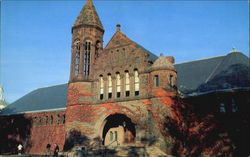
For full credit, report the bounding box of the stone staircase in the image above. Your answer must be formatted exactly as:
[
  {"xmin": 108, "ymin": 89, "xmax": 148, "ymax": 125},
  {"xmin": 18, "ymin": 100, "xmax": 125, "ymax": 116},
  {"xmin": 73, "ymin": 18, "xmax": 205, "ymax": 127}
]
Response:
[
  {"xmin": 59, "ymin": 143, "xmax": 174, "ymax": 157},
  {"xmin": 113, "ymin": 145, "xmax": 172, "ymax": 157}
]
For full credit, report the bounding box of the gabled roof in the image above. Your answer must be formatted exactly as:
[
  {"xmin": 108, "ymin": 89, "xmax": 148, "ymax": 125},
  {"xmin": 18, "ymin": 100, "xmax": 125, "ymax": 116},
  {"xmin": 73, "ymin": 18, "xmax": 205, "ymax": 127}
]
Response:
[
  {"xmin": 175, "ymin": 51, "xmax": 250, "ymax": 97},
  {"xmin": 134, "ymin": 42, "xmax": 158, "ymax": 62},
  {"xmin": 105, "ymin": 29, "xmax": 158, "ymax": 62},
  {"xmin": 73, "ymin": 0, "xmax": 103, "ymax": 30},
  {"xmin": 0, "ymin": 84, "xmax": 67, "ymax": 116}
]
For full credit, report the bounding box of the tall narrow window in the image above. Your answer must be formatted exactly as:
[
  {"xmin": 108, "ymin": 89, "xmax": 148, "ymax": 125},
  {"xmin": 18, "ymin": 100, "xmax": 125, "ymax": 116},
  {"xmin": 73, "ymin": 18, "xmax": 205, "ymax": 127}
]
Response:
[
  {"xmin": 154, "ymin": 75, "xmax": 159, "ymax": 87},
  {"xmin": 75, "ymin": 43, "xmax": 80, "ymax": 75},
  {"xmin": 99, "ymin": 75, "xmax": 104, "ymax": 100},
  {"xmin": 114, "ymin": 131, "xmax": 118, "ymax": 141},
  {"xmin": 108, "ymin": 74, "xmax": 112, "ymax": 99},
  {"xmin": 169, "ymin": 75, "xmax": 173, "ymax": 87},
  {"xmin": 110, "ymin": 131, "xmax": 113, "ymax": 141},
  {"xmin": 84, "ymin": 41, "xmax": 91, "ymax": 76},
  {"xmin": 232, "ymin": 98, "xmax": 238, "ymax": 112},
  {"xmin": 134, "ymin": 70, "xmax": 139, "ymax": 96},
  {"xmin": 116, "ymin": 73, "xmax": 121, "ymax": 98},
  {"xmin": 125, "ymin": 71, "xmax": 130, "ymax": 97},
  {"xmin": 219, "ymin": 103, "xmax": 226, "ymax": 113}
]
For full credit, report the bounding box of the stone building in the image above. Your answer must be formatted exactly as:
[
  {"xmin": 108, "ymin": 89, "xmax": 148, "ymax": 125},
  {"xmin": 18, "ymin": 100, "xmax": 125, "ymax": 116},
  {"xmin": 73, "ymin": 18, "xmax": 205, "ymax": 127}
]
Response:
[
  {"xmin": 0, "ymin": 0, "xmax": 249, "ymax": 156},
  {"xmin": 66, "ymin": 0, "xmax": 178, "ymax": 152}
]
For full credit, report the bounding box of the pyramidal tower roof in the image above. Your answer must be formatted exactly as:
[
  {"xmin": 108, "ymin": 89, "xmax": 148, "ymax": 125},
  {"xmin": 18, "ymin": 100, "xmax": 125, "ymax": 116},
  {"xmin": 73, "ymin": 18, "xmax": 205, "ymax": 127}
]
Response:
[{"xmin": 73, "ymin": 0, "xmax": 104, "ymax": 30}]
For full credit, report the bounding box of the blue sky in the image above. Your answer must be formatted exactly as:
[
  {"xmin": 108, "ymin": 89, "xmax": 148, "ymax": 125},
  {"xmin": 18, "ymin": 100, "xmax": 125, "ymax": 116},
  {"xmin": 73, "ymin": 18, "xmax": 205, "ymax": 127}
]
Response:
[{"xmin": 1, "ymin": 0, "xmax": 249, "ymax": 103}]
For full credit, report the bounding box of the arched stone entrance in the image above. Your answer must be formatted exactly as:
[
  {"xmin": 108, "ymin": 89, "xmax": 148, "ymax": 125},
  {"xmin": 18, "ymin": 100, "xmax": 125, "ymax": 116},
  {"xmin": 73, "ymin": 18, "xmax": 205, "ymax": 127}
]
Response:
[{"xmin": 102, "ymin": 114, "xmax": 136, "ymax": 146}]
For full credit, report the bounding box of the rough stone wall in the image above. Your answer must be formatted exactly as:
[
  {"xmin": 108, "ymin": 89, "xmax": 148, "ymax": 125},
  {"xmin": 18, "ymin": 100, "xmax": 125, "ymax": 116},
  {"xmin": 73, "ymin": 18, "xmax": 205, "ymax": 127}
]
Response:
[
  {"xmin": 149, "ymin": 70, "xmax": 177, "ymax": 97},
  {"xmin": 67, "ymin": 82, "xmax": 93, "ymax": 105},
  {"xmin": 27, "ymin": 111, "xmax": 66, "ymax": 154},
  {"xmin": 91, "ymin": 31, "xmax": 154, "ymax": 102},
  {"xmin": 0, "ymin": 110, "xmax": 66, "ymax": 154},
  {"xmin": 65, "ymin": 91, "xmax": 177, "ymax": 151},
  {"xmin": 66, "ymin": 99, "xmax": 150, "ymax": 139}
]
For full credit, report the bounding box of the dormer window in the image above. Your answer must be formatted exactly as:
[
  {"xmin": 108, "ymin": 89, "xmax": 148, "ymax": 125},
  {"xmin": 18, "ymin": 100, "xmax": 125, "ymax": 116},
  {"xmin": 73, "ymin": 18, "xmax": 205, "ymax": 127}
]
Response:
[{"xmin": 134, "ymin": 70, "xmax": 139, "ymax": 96}]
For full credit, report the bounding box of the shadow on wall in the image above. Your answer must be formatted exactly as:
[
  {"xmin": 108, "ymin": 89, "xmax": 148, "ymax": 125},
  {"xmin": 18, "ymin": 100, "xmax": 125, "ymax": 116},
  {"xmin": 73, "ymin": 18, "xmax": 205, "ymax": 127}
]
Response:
[
  {"xmin": 63, "ymin": 130, "xmax": 119, "ymax": 156},
  {"xmin": 63, "ymin": 130, "xmax": 90, "ymax": 151},
  {"xmin": 64, "ymin": 130, "xmax": 103, "ymax": 150},
  {"xmin": 163, "ymin": 96, "xmax": 250, "ymax": 157},
  {"xmin": 0, "ymin": 111, "xmax": 32, "ymax": 154}
]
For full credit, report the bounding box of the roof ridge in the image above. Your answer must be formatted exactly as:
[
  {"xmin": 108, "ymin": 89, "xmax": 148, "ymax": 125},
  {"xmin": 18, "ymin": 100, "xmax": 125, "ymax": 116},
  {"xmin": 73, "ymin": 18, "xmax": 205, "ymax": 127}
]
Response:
[
  {"xmin": 133, "ymin": 41, "xmax": 158, "ymax": 61},
  {"xmin": 204, "ymin": 56, "xmax": 225, "ymax": 83},
  {"xmin": 37, "ymin": 83, "xmax": 67, "ymax": 90},
  {"xmin": 174, "ymin": 55, "xmax": 225, "ymax": 65}
]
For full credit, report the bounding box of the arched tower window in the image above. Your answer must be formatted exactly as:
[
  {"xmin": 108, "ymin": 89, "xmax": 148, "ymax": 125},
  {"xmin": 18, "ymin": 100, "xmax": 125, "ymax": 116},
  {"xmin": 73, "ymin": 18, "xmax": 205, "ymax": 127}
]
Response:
[
  {"xmin": 116, "ymin": 72, "xmax": 121, "ymax": 98},
  {"xmin": 75, "ymin": 43, "xmax": 80, "ymax": 76},
  {"xmin": 99, "ymin": 75, "xmax": 104, "ymax": 100},
  {"xmin": 108, "ymin": 74, "xmax": 112, "ymax": 99},
  {"xmin": 134, "ymin": 69, "xmax": 139, "ymax": 96},
  {"xmin": 125, "ymin": 71, "xmax": 130, "ymax": 97},
  {"xmin": 84, "ymin": 41, "xmax": 91, "ymax": 76}
]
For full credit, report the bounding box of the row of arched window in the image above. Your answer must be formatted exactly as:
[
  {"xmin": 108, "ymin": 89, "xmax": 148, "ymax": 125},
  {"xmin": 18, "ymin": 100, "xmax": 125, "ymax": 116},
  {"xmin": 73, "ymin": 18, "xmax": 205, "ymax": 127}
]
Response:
[
  {"xmin": 99, "ymin": 70, "xmax": 140, "ymax": 100},
  {"xmin": 33, "ymin": 114, "xmax": 65, "ymax": 126}
]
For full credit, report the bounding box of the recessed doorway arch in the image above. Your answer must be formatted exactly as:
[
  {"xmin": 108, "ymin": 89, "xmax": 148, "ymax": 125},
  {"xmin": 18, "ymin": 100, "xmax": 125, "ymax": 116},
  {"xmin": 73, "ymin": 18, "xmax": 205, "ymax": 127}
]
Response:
[{"xmin": 102, "ymin": 114, "xmax": 136, "ymax": 146}]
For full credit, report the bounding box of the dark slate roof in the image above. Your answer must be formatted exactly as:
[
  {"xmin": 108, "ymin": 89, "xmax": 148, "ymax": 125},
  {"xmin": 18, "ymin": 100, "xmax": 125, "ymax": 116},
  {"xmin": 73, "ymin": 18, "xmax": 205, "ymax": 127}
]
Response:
[
  {"xmin": 1, "ymin": 51, "xmax": 249, "ymax": 115},
  {"xmin": 0, "ymin": 84, "xmax": 67, "ymax": 116},
  {"xmin": 135, "ymin": 42, "xmax": 158, "ymax": 62},
  {"xmin": 175, "ymin": 51, "xmax": 250, "ymax": 97}
]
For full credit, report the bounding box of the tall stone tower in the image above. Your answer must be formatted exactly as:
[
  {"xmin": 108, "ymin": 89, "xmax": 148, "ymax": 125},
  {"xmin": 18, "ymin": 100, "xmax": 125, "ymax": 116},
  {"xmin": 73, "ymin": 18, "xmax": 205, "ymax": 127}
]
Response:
[
  {"xmin": 67, "ymin": 0, "xmax": 104, "ymax": 107},
  {"xmin": 69, "ymin": 0, "xmax": 104, "ymax": 82},
  {"xmin": 66, "ymin": 0, "xmax": 105, "ymax": 147},
  {"xmin": 65, "ymin": 0, "xmax": 178, "ymax": 154}
]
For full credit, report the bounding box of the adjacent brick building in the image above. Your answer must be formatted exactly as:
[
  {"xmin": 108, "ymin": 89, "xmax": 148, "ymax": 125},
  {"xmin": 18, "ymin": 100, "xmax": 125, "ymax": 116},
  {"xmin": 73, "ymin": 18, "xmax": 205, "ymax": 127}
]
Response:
[{"xmin": 0, "ymin": 0, "xmax": 249, "ymax": 156}]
